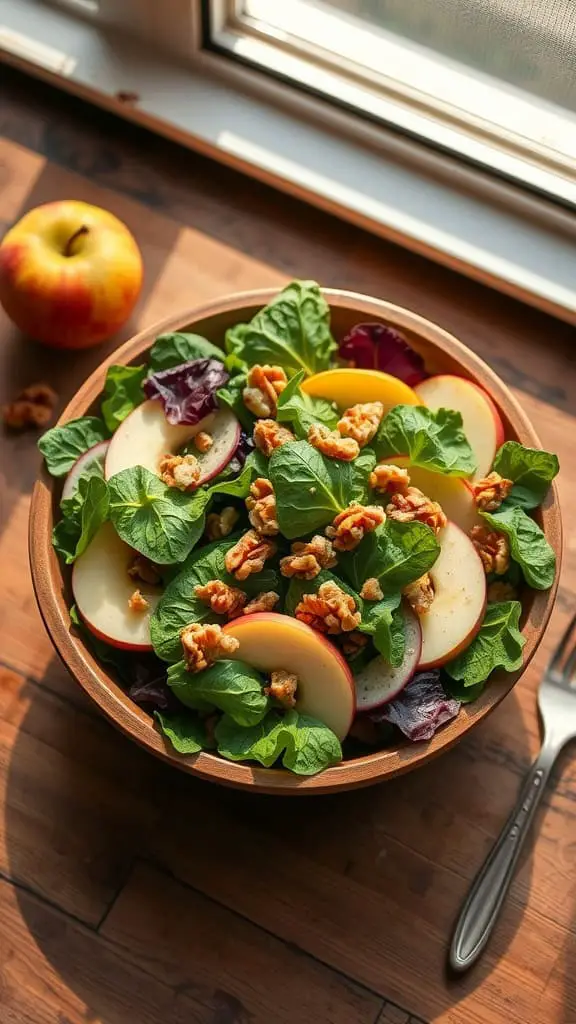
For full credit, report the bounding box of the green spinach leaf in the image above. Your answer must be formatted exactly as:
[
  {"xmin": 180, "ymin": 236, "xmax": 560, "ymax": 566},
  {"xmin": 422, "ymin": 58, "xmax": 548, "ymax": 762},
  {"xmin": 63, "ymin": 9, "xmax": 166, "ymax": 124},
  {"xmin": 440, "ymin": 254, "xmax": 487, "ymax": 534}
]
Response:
[
  {"xmin": 38, "ymin": 416, "xmax": 109, "ymax": 477},
  {"xmin": 375, "ymin": 405, "xmax": 476, "ymax": 476},
  {"xmin": 101, "ymin": 364, "xmax": 146, "ymax": 432},
  {"xmin": 168, "ymin": 659, "xmax": 269, "ymax": 726},
  {"xmin": 149, "ymin": 332, "xmax": 224, "ymax": 372},
  {"xmin": 216, "ymin": 373, "xmax": 255, "ymax": 432},
  {"xmin": 215, "ymin": 708, "xmax": 342, "ymax": 775},
  {"xmin": 339, "ymin": 520, "xmax": 440, "ymax": 592},
  {"xmin": 155, "ymin": 710, "xmax": 215, "ymax": 754},
  {"xmin": 493, "ymin": 441, "xmax": 559, "ymax": 510},
  {"xmin": 52, "ymin": 475, "xmax": 110, "ymax": 564},
  {"xmin": 445, "ymin": 601, "xmax": 525, "ymax": 688},
  {"xmin": 480, "ymin": 506, "xmax": 556, "ymax": 589},
  {"xmin": 276, "ymin": 370, "xmax": 338, "ymax": 438},
  {"xmin": 358, "ymin": 593, "xmax": 405, "ymax": 666}
]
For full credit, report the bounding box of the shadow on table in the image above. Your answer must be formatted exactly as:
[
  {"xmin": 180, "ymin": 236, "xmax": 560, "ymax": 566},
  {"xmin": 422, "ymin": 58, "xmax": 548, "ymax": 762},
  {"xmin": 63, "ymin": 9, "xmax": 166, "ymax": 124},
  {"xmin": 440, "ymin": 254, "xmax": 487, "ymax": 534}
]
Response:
[{"xmin": 3, "ymin": 659, "xmax": 566, "ymax": 1024}]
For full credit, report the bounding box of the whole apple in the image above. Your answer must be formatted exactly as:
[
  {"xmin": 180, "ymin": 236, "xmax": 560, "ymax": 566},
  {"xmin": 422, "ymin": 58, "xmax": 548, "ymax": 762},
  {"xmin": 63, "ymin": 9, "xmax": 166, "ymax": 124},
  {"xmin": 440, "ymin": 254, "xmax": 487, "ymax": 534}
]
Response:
[{"xmin": 0, "ymin": 200, "xmax": 143, "ymax": 349}]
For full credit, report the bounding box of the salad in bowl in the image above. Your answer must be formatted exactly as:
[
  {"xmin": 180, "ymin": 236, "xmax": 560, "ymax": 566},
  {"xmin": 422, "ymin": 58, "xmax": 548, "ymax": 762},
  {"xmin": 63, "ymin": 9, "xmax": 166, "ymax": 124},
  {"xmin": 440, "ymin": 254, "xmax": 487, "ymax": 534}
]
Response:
[{"xmin": 36, "ymin": 281, "xmax": 560, "ymax": 780}]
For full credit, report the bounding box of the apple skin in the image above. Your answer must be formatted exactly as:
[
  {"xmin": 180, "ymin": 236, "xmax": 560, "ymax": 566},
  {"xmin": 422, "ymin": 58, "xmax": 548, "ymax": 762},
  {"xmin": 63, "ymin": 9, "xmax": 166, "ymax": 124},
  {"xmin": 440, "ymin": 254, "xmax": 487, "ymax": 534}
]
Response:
[
  {"xmin": 81, "ymin": 616, "xmax": 153, "ymax": 654},
  {"xmin": 0, "ymin": 200, "xmax": 143, "ymax": 349}
]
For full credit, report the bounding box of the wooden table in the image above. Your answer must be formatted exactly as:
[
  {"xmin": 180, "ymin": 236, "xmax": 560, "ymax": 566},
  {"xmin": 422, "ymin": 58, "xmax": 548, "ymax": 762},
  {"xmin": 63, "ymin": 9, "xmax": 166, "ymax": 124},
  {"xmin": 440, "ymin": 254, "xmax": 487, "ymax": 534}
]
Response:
[{"xmin": 1, "ymin": 67, "xmax": 575, "ymax": 1024}]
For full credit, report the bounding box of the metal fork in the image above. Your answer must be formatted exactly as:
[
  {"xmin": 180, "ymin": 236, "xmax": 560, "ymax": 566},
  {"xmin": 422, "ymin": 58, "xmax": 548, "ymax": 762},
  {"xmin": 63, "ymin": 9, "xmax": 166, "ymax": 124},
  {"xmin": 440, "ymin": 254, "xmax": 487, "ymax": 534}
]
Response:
[{"xmin": 449, "ymin": 612, "xmax": 576, "ymax": 972}]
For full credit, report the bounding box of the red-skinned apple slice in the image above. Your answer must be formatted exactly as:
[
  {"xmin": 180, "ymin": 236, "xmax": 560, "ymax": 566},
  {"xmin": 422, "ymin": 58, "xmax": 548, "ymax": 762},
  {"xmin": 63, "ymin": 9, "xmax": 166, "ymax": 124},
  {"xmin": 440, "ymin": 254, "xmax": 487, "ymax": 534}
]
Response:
[
  {"xmin": 417, "ymin": 520, "xmax": 486, "ymax": 669},
  {"xmin": 415, "ymin": 375, "xmax": 505, "ymax": 479},
  {"xmin": 104, "ymin": 400, "xmax": 240, "ymax": 485},
  {"xmin": 62, "ymin": 440, "xmax": 110, "ymax": 501},
  {"xmin": 72, "ymin": 521, "xmax": 162, "ymax": 650},
  {"xmin": 223, "ymin": 613, "xmax": 355, "ymax": 740},
  {"xmin": 354, "ymin": 607, "xmax": 421, "ymax": 711},
  {"xmin": 387, "ymin": 455, "xmax": 482, "ymax": 533}
]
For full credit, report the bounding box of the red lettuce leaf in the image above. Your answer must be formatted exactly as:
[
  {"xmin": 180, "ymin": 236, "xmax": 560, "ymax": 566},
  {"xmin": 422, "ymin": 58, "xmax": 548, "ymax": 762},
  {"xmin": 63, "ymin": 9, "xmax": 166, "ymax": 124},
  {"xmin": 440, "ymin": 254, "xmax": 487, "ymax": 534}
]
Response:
[
  {"xmin": 370, "ymin": 670, "xmax": 460, "ymax": 741},
  {"xmin": 339, "ymin": 323, "xmax": 427, "ymax": 386},
  {"xmin": 144, "ymin": 358, "xmax": 229, "ymax": 425}
]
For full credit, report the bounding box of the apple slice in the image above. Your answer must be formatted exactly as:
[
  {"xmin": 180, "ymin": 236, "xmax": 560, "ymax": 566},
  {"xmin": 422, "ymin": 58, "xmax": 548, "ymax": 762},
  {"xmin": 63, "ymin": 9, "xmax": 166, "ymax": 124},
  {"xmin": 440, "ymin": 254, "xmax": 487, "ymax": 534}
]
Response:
[
  {"xmin": 354, "ymin": 607, "xmax": 421, "ymax": 711},
  {"xmin": 223, "ymin": 613, "xmax": 355, "ymax": 740},
  {"xmin": 417, "ymin": 521, "xmax": 486, "ymax": 669},
  {"xmin": 302, "ymin": 367, "xmax": 420, "ymax": 412},
  {"xmin": 62, "ymin": 440, "xmax": 110, "ymax": 501},
  {"xmin": 415, "ymin": 375, "xmax": 505, "ymax": 479},
  {"xmin": 387, "ymin": 455, "xmax": 481, "ymax": 534},
  {"xmin": 105, "ymin": 400, "xmax": 240, "ymax": 485},
  {"xmin": 72, "ymin": 521, "xmax": 162, "ymax": 651}
]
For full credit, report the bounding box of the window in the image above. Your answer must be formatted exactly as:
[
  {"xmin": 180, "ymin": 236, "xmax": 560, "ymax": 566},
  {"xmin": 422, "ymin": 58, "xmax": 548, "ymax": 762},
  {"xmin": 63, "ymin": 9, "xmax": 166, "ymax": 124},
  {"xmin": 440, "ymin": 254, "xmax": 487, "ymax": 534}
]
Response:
[{"xmin": 209, "ymin": 0, "xmax": 576, "ymax": 207}]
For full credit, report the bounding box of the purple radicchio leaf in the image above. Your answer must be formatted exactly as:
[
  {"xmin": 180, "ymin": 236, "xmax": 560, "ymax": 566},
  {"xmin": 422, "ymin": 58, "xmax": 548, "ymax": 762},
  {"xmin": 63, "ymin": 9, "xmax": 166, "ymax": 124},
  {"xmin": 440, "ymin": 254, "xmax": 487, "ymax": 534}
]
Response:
[
  {"xmin": 143, "ymin": 358, "xmax": 229, "ymax": 425},
  {"xmin": 129, "ymin": 675, "xmax": 179, "ymax": 714},
  {"xmin": 339, "ymin": 323, "xmax": 427, "ymax": 386},
  {"xmin": 370, "ymin": 670, "xmax": 461, "ymax": 742}
]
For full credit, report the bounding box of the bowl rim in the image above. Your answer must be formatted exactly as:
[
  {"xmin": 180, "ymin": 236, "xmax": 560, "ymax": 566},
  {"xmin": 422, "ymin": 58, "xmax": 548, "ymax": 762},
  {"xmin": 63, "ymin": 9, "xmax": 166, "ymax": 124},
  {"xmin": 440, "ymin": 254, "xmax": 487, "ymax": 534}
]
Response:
[{"xmin": 28, "ymin": 287, "xmax": 562, "ymax": 794}]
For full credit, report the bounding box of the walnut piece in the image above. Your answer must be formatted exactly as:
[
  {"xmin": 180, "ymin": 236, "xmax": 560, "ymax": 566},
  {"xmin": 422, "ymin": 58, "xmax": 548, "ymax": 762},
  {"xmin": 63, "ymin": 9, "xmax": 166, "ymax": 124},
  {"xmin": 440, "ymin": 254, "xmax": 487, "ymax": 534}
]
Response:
[
  {"xmin": 265, "ymin": 669, "xmax": 298, "ymax": 709},
  {"xmin": 194, "ymin": 579, "xmax": 247, "ymax": 619},
  {"xmin": 295, "ymin": 580, "xmax": 361, "ymax": 634},
  {"xmin": 472, "ymin": 471, "xmax": 513, "ymax": 512},
  {"xmin": 307, "ymin": 423, "xmax": 360, "ymax": 461},
  {"xmin": 339, "ymin": 630, "xmax": 369, "ymax": 658},
  {"xmin": 470, "ymin": 525, "xmax": 510, "ymax": 575},
  {"xmin": 3, "ymin": 381, "xmax": 58, "ymax": 430},
  {"xmin": 246, "ymin": 477, "xmax": 279, "ymax": 536},
  {"xmin": 128, "ymin": 554, "xmax": 162, "ymax": 586},
  {"xmin": 243, "ymin": 591, "xmax": 280, "ymax": 614},
  {"xmin": 205, "ymin": 506, "xmax": 240, "ymax": 541},
  {"xmin": 360, "ymin": 577, "xmax": 384, "ymax": 601},
  {"xmin": 253, "ymin": 419, "xmax": 295, "ymax": 456},
  {"xmin": 386, "ymin": 487, "xmax": 447, "ymax": 534},
  {"xmin": 280, "ymin": 535, "xmax": 337, "ymax": 580},
  {"xmin": 487, "ymin": 580, "xmax": 517, "ymax": 603},
  {"xmin": 180, "ymin": 622, "xmax": 239, "ymax": 673},
  {"xmin": 128, "ymin": 589, "xmax": 149, "ymax": 613},
  {"xmin": 243, "ymin": 364, "xmax": 288, "ymax": 418},
  {"xmin": 194, "ymin": 431, "xmax": 213, "ymax": 454},
  {"xmin": 337, "ymin": 401, "xmax": 384, "ymax": 447},
  {"xmin": 403, "ymin": 573, "xmax": 435, "ymax": 615},
  {"xmin": 224, "ymin": 529, "xmax": 277, "ymax": 581},
  {"xmin": 159, "ymin": 453, "xmax": 201, "ymax": 491},
  {"xmin": 325, "ymin": 502, "xmax": 386, "ymax": 551},
  {"xmin": 370, "ymin": 463, "xmax": 410, "ymax": 494}
]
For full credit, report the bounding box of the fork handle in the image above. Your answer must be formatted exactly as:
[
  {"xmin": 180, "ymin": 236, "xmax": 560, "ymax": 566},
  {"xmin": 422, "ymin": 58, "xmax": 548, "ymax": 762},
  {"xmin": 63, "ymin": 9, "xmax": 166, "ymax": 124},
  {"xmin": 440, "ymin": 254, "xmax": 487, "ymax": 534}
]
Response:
[{"xmin": 449, "ymin": 739, "xmax": 559, "ymax": 972}]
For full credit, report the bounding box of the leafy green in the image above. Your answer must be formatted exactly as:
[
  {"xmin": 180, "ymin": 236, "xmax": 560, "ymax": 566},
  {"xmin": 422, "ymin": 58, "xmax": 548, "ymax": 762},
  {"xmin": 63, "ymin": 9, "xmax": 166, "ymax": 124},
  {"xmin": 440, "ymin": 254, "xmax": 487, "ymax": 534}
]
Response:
[
  {"xmin": 101, "ymin": 364, "xmax": 146, "ymax": 432},
  {"xmin": 216, "ymin": 373, "xmax": 255, "ymax": 432},
  {"xmin": 150, "ymin": 539, "xmax": 280, "ymax": 661},
  {"xmin": 358, "ymin": 593, "xmax": 405, "ymax": 666},
  {"xmin": 445, "ymin": 601, "xmax": 526, "ymax": 688},
  {"xmin": 52, "ymin": 475, "xmax": 110, "ymax": 564},
  {"xmin": 168, "ymin": 659, "xmax": 269, "ymax": 726},
  {"xmin": 480, "ymin": 506, "xmax": 556, "ymax": 590},
  {"xmin": 215, "ymin": 709, "xmax": 342, "ymax": 775},
  {"xmin": 269, "ymin": 440, "xmax": 375, "ymax": 539},
  {"xmin": 208, "ymin": 460, "xmax": 253, "ymax": 500},
  {"xmin": 155, "ymin": 711, "xmax": 215, "ymax": 754},
  {"xmin": 493, "ymin": 441, "xmax": 559, "ymax": 510},
  {"xmin": 149, "ymin": 331, "xmax": 224, "ymax": 372},
  {"xmin": 225, "ymin": 280, "xmax": 337, "ymax": 377},
  {"xmin": 374, "ymin": 405, "xmax": 477, "ymax": 476},
  {"xmin": 339, "ymin": 520, "xmax": 440, "ymax": 592},
  {"xmin": 38, "ymin": 416, "xmax": 108, "ymax": 477},
  {"xmin": 276, "ymin": 370, "xmax": 338, "ymax": 438},
  {"xmin": 108, "ymin": 466, "xmax": 209, "ymax": 564}
]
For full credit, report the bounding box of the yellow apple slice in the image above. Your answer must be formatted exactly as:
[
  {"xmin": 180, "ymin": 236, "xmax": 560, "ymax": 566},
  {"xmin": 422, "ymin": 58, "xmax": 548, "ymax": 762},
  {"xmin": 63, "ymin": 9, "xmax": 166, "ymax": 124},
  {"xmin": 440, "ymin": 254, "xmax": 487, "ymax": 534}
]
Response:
[
  {"xmin": 223, "ymin": 613, "xmax": 355, "ymax": 740},
  {"xmin": 417, "ymin": 521, "xmax": 486, "ymax": 669},
  {"xmin": 415, "ymin": 375, "xmax": 505, "ymax": 480},
  {"xmin": 387, "ymin": 455, "xmax": 482, "ymax": 534},
  {"xmin": 301, "ymin": 368, "xmax": 420, "ymax": 412},
  {"xmin": 72, "ymin": 522, "xmax": 162, "ymax": 650}
]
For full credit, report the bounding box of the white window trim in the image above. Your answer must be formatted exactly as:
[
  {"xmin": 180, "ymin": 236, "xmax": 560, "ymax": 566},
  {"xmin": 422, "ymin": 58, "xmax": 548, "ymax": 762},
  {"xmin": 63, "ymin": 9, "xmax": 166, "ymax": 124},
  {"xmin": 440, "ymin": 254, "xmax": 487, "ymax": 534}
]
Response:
[{"xmin": 0, "ymin": 0, "xmax": 575, "ymax": 324}]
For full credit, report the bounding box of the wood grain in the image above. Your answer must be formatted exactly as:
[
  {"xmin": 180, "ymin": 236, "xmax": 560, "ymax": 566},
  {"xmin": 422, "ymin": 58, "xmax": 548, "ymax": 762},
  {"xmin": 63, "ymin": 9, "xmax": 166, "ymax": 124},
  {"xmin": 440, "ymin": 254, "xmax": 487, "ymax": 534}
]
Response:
[{"xmin": 0, "ymin": 68, "xmax": 575, "ymax": 1024}]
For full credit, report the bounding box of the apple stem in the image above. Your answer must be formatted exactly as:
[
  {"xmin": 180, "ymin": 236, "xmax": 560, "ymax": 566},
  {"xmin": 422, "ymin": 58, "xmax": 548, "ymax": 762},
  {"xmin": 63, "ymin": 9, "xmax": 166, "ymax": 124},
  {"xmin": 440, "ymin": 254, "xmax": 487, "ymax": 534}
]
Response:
[{"xmin": 64, "ymin": 225, "xmax": 89, "ymax": 257}]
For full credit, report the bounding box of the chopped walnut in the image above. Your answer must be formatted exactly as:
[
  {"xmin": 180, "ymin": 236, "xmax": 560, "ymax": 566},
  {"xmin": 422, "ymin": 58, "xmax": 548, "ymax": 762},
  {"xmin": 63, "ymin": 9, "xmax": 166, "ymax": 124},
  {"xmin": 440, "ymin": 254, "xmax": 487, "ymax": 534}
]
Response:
[
  {"xmin": 194, "ymin": 579, "xmax": 247, "ymax": 619},
  {"xmin": 128, "ymin": 555, "xmax": 162, "ymax": 586},
  {"xmin": 243, "ymin": 591, "xmax": 280, "ymax": 614},
  {"xmin": 180, "ymin": 622, "xmax": 239, "ymax": 673},
  {"xmin": 487, "ymin": 580, "xmax": 518, "ymax": 603},
  {"xmin": 326, "ymin": 503, "xmax": 386, "ymax": 551},
  {"xmin": 295, "ymin": 580, "xmax": 361, "ymax": 634},
  {"xmin": 3, "ymin": 381, "xmax": 58, "ymax": 430},
  {"xmin": 224, "ymin": 529, "xmax": 277, "ymax": 581},
  {"xmin": 243, "ymin": 364, "xmax": 288, "ymax": 418},
  {"xmin": 159, "ymin": 453, "xmax": 201, "ymax": 491},
  {"xmin": 307, "ymin": 423, "xmax": 360, "ymax": 461},
  {"xmin": 470, "ymin": 525, "xmax": 510, "ymax": 575},
  {"xmin": 337, "ymin": 401, "xmax": 384, "ymax": 447},
  {"xmin": 245, "ymin": 477, "xmax": 279, "ymax": 536},
  {"xmin": 194, "ymin": 431, "xmax": 213, "ymax": 454},
  {"xmin": 205, "ymin": 506, "xmax": 240, "ymax": 540},
  {"xmin": 386, "ymin": 487, "xmax": 447, "ymax": 534},
  {"xmin": 370, "ymin": 463, "xmax": 411, "ymax": 494},
  {"xmin": 253, "ymin": 419, "xmax": 295, "ymax": 457},
  {"xmin": 280, "ymin": 535, "xmax": 337, "ymax": 580},
  {"xmin": 339, "ymin": 631, "xmax": 369, "ymax": 658},
  {"xmin": 472, "ymin": 471, "xmax": 513, "ymax": 512},
  {"xmin": 128, "ymin": 589, "xmax": 149, "ymax": 613},
  {"xmin": 265, "ymin": 669, "xmax": 298, "ymax": 709},
  {"xmin": 403, "ymin": 573, "xmax": 435, "ymax": 615},
  {"xmin": 360, "ymin": 577, "xmax": 384, "ymax": 602}
]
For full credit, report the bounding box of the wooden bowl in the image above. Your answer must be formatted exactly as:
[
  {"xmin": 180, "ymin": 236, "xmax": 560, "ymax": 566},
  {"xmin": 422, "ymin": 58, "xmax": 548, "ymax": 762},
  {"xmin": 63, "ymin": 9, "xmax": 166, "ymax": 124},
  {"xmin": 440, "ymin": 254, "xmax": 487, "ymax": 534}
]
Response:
[{"xmin": 29, "ymin": 289, "xmax": 562, "ymax": 794}]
